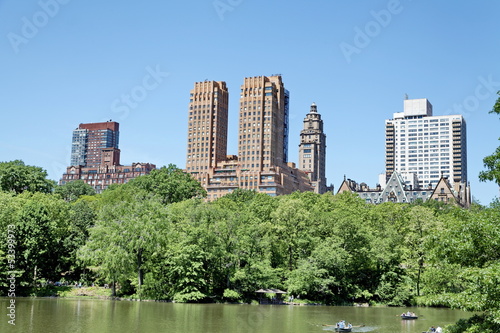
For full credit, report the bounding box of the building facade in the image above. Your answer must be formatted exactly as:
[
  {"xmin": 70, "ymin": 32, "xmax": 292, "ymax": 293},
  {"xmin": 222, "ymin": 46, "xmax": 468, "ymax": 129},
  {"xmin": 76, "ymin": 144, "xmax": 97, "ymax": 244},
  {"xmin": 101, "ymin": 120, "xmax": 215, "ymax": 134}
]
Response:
[
  {"xmin": 238, "ymin": 75, "xmax": 289, "ymax": 171},
  {"xmin": 62, "ymin": 121, "xmax": 155, "ymax": 193},
  {"xmin": 385, "ymin": 98, "xmax": 467, "ymax": 189},
  {"xmin": 71, "ymin": 121, "xmax": 120, "ymax": 167},
  {"xmin": 298, "ymin": 103, "xmax": 327, "ymax": 194},
  {"xmin": 186, "ymin": 75, "xmax": 314, "ymax": 200},
  {"xmin": 186, "ymin": 81, "xmax": 229, "ymax": 172},
  {"xmin": 60, "ymin": 163, "xmax": 156, "ymax": 194},
  {"xmin": 338, "ymin": 171, "xmax": 470, "ymax": 207}
]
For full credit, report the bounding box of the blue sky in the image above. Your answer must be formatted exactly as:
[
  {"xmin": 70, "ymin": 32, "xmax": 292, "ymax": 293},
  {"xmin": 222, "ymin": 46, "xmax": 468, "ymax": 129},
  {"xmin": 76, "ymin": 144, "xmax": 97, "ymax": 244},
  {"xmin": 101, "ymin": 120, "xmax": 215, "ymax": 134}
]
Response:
[{"xmin": 1, "ymin": 0, "xmax": 499, "ymax": 205}]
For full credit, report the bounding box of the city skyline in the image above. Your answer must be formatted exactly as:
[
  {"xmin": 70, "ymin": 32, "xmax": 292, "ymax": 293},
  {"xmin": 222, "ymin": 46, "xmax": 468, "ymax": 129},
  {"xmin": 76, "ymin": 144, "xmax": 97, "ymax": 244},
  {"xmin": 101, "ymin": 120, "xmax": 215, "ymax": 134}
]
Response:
[{"xmin": 1, "ymin": 1, "xmax": 499, "ymax": 204}]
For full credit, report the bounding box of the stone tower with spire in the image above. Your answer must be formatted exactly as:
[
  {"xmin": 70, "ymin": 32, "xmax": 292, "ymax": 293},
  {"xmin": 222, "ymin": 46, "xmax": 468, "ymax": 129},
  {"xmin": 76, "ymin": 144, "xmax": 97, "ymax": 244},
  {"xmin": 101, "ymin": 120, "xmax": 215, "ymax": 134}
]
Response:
[{"xmin": 298, "ymin": 103, "xmax": 327, "ymax": 194}]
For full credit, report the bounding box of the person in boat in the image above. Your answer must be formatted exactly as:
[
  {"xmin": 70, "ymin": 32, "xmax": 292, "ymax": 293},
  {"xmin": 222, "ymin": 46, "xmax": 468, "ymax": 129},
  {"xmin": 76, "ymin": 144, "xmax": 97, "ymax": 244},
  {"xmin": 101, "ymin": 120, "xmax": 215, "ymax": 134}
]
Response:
[
  {"xmin": 347, "ymin": 322, "xmax": 352, "ymax": 329},
  {"xmin": 336, "ymin": 320, "xmax": 345, "ymax": 328},
  {"xmin": 429, "ymin": 326, "xmax": 436, "ymax": 332},
  {"xmin": 435, "ymin": 327, "xmax": 442, "ymax": 333}
]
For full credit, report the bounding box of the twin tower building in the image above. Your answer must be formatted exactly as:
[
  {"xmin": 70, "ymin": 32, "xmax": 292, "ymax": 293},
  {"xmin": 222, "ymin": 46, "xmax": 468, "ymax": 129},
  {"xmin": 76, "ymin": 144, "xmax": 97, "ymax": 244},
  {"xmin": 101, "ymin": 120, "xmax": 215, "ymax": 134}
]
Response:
[{"xmin": 186, "ymin": 75, "xmax": 329, "ymax": 200}]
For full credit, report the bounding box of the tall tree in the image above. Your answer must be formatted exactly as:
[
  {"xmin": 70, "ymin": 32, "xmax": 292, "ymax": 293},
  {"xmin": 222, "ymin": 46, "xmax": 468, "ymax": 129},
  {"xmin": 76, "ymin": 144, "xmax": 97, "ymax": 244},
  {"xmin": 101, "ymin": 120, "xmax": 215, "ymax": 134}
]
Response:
[
  {"xmin": 55, "ymin": 180, "xmax": 96, "ymax": 202},
  {"xmin": 479, "ymin": 91, "xmax": 500, "ymax": 188},
  {"xmin": 79, "ymin": 197, "xmax": 168, "ymax": 297},
  {"xmin": 401, "ymin": 206, "xmax": 437, "ymax": 297},
  {"xmin": 0, "ymin": 160, "xmax": 55, "ymax": 194},
  {"xmin": 14, "ymin": 192, "xmax": 70, "ymax": 288},
  {"xmin": 127, "ymin": 164, "xmax": 206, "ymax": 204},
  {"xmin": 0, "ymin": 192, "xmax": 20, "ymax": 292}
]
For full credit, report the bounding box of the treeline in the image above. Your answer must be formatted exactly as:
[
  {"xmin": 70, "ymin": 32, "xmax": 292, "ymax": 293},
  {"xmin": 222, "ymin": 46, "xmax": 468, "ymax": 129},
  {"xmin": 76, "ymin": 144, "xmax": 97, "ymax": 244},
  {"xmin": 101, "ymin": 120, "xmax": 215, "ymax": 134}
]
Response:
[{"xmin": 1, "ymin": 160, "xmax": 500, "ymax": 330}]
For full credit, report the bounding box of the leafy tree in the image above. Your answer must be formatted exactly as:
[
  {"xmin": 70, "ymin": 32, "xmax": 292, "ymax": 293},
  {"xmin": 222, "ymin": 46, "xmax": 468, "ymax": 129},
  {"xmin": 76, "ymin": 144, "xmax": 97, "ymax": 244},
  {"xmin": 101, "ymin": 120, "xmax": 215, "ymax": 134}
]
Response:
[
  {"xmin": 63, "ymin": 199, "xmax": 97, "ymax": 283},
  {"xmin": 14, "ymin": 192, "xmax": 71, "ymax": 288},
  {"xmin": 0, "ymin": 192, "xmax": 21, "ymax": 293},
  {"xmin": 0, "ymin": 160, "xmax": 55, "ymax": 194},
  {"xmin": 479, "ymin": 91, "xmax": 500, "ymax": 188},
  {"xmin": 287, "ymin": 237, "xmax": 347, "ymax": 303},
  {"xmin": 368, "ymin": 203, "xmax": 412, "ymax": 305},
  {"xmin": 416, "ymin": 203, "xmax": 500, "ymax": 330},
  {"xmin": 54, "ymin": 180, "xmax": 95, "ymax": 202},
  {"xmin": 79, "ymin": 197, "xmax": 169, "ymax": 297},
  {"xmin": 270, "ymin": 196, "xmax": 313, "ymax": 271},
  {"xmin": 127, "ymin": 164, "xmax": 206, "ymax": 204},
  {"xmin": 446, "ymin": 314, "xmax": 500, "ymax": 333},
  {"xmin": 401, "ymin": 206, "xmax": 437, "ymax": 297}
]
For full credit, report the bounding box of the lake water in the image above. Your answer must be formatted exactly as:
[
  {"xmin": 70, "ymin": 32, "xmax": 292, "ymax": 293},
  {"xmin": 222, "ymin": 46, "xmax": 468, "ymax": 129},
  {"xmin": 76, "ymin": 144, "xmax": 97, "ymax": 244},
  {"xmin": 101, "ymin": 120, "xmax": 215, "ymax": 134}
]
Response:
[{"xmin": 0, "ymin": 298, "xmax": 473, "ymax": 333}]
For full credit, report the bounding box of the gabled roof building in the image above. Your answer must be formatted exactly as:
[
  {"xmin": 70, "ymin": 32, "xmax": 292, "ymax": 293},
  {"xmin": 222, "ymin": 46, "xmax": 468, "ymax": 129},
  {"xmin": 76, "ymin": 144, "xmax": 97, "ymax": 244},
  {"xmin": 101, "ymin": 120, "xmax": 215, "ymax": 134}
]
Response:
[{"xmin": 338, "ymin": 171, "xmax": 470, "ymax": 208}]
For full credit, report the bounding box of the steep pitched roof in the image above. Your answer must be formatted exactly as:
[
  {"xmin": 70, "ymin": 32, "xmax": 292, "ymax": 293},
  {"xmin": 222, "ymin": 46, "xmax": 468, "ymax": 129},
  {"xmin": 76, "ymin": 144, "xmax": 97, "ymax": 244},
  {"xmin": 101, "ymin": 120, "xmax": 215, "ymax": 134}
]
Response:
[
  {"xmin": 430, "ymin": 176, "xmax": 459, "ymax": 205},
  {"xmin": 378, "ymin": 172, "xmax": 408, "ymax": 203}
]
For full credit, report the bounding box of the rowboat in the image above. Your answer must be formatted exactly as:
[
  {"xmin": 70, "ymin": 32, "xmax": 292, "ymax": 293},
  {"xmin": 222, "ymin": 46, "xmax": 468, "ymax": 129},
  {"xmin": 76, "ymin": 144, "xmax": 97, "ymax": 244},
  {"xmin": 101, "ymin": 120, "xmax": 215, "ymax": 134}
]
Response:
[
  {"xmin": 334, "ymin": 328, "xmax": 352, "ymax": 332},
  {"xmin": 401, "ymin": 314, "xmax": 418, "ymax": 320}
]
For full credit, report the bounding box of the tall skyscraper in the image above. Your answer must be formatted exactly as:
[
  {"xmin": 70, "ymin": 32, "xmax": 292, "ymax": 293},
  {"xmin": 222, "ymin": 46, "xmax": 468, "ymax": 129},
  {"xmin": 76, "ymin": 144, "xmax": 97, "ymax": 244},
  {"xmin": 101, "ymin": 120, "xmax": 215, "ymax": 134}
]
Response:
[
  {"xmin": 70, "ymin": 121, "xmax": 120, "ymax": 167},
  {"xmin": 238, "ymin": 75, "xmax": 289, "ymax": 172},
  {"xmin": 299, "ymin": 103, "xmax": 327, "ymax": 194},
  {"xmin": 186, "ymin": 81, "xmax": 229, "ymax": 172},
  {"xmin": 186, "ymin": 75, "xmax": 314, "ymax": 200},
  {"xmin": 385, "ymin": 98, "xmax": 467, "ymax": 188}
]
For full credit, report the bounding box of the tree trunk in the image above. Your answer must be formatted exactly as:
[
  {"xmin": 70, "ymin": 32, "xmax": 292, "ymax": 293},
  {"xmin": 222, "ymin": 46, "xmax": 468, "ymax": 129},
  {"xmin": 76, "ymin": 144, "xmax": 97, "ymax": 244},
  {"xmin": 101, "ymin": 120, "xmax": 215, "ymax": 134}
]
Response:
[
  {"xmin": 33, "ymin": 265, "xmax": 38, "ymax": 288},
  {"xmin": 137, "ymin": 248, "xmax": 143, "ymax": 299},
  {"xmin": 416, "ymin": 253, "xmax": 424, "ymax": 296}
]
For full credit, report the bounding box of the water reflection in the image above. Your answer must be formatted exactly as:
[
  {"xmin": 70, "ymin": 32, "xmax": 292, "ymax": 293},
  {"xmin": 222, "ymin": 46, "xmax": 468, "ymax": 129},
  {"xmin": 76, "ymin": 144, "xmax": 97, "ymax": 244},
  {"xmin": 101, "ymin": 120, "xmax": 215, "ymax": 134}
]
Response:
[{"xmin": 0, "ymin": 298, "xmax": 473, "ymax": 333}]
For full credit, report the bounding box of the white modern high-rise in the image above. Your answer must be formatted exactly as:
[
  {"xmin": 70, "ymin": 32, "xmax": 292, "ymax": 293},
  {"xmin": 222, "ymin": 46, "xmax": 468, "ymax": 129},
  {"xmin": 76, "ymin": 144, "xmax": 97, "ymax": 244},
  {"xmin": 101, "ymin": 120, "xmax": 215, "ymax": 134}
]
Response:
[{"xmin": 385, "ymin": 98, "xmax": 467, "ymax": 189}]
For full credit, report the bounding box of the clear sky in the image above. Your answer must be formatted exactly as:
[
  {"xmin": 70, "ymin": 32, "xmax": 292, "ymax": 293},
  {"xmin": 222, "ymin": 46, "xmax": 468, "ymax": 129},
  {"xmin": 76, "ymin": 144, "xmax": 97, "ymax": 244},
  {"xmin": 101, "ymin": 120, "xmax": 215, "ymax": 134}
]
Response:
[{"xmin": 1, "ymin": 0, "xmax": 499, "ymax": 205}]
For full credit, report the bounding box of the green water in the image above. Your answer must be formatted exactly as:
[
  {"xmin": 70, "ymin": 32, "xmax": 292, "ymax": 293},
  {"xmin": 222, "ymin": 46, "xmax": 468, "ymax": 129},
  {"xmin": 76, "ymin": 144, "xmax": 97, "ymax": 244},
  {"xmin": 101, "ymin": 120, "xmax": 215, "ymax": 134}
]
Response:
[{"xmin": 0, "ymin": 298, "xmax": 472, "ymax": 333}]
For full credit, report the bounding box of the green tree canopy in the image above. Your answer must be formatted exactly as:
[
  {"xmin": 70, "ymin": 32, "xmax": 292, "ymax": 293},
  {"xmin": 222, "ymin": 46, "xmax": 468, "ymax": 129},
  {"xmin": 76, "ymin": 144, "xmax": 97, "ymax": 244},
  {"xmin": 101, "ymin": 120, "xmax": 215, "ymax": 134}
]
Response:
[
  {"xmin": 0, "ymin": 160, "xmax": 55, "ymax": 194},
  {"xmin": 479, "ymin": 91, "xmax": 500, "ymax": 187},
  {"xmin": 126, "ymin": 164, "xmax": 206, "ymax": 204},
  {"xmin": 55, "ymin": 180, "xmax": 96, "ymax": 202}
]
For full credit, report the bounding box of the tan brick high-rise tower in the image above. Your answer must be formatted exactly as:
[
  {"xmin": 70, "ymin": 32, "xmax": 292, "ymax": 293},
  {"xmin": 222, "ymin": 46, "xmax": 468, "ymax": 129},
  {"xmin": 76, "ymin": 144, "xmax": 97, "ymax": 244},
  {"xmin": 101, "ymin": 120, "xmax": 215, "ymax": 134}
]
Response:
[
  {"xmin": 186, "ymin": 81, "xmax": 229, "ymax": 173},
  {"xmin": 238, "ymin": 75, "xmax": 289, "ymax": 172}
]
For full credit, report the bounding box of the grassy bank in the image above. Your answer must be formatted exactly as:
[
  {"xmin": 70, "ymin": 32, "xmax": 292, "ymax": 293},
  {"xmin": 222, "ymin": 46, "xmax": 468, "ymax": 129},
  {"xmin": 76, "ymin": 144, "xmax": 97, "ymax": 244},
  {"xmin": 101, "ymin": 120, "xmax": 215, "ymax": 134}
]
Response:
[{"xmin": 28, "ymin": 286, "xmax": 113, "ymax": 298}]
